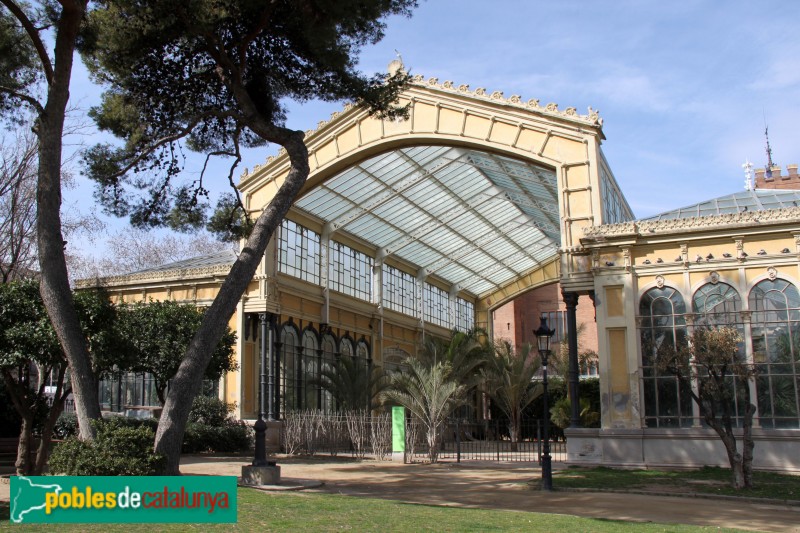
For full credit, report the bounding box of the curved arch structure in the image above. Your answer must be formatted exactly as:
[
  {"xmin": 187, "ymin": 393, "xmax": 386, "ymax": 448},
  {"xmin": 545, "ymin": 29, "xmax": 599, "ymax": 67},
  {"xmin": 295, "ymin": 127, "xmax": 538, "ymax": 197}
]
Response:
[{"xmin": 236, "ymin": 75, "xmax": 632, "ymax": 360}]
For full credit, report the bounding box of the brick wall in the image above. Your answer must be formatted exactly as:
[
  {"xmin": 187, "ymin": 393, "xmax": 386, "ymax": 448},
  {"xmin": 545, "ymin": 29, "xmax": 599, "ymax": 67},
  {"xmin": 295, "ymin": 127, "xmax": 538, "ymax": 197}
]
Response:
[{"xmin": 491, "ymin": 282, "xmax": 597, "ymax": 354}]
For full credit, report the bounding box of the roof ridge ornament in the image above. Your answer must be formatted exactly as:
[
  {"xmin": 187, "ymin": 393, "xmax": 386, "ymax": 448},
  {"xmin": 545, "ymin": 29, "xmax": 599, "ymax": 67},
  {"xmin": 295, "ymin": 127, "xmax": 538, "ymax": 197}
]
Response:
[
  {"xmin": 406, "ymin": 73, "xmax": 602, "ymax": 126},
  {"xmin": 583, "ymin": 205, "xmax": 800, "ymax": 238},
  {"xmin": 241, "ymin": 69, "xmax": 603, "ymax": 182}
]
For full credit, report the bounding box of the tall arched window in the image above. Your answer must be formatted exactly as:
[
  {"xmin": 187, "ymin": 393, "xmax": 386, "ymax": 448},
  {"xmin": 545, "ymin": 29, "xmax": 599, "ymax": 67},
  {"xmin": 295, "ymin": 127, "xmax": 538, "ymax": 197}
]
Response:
[
  {"xmin": 639, "ymin": 286, "xmax": 691, "ymax": 427},
  {"xmin": 692, "ymin": 282, "xmax": 749, "ymax": 426},
  {"xmin": 749, "ymin": 278, "xmax": 800, "ymax": 428},
  {"xmin": 340, "ymin": 335, "xmax": 354, "ymax": 359},
  {"xmin": 280, "ymin": 323, "xmax": 300, "ymax": 416},
  {"xmin": 302, "ymin": 328, "xmax": 320, "ymax": 410}
]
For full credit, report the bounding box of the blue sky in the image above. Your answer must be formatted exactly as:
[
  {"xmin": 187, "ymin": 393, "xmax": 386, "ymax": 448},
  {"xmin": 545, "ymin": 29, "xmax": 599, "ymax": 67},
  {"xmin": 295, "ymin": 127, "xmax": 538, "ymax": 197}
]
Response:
[{"xmin": 64, "ymin": 0, "xmax": 800, "ymax": 256}]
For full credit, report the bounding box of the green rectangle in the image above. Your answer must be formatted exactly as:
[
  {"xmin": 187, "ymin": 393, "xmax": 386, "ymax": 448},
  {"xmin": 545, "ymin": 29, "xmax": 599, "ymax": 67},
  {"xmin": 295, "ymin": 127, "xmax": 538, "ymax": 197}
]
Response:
[
  {"xmin": 9, "ymin": 476, "xmax": 237, "ymax": 524},
  {"xmin": 392, "ymin": 405, "xmax": 405, "ymax": 453}
]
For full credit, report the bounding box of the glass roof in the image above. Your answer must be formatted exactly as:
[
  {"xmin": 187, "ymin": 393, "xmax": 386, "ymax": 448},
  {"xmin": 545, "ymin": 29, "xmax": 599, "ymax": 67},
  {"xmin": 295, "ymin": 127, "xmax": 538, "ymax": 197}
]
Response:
[
  {"xmin": 643, "ymin": 189, "xmax": 800, "ymax": 221},
  {"xmin": 295, "ymin": 146, "xmax": 561, "ymax": 297}
]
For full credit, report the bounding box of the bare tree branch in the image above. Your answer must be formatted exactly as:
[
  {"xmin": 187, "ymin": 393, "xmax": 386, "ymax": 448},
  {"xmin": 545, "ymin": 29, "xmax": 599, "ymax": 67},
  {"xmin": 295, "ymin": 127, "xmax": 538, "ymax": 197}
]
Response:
[{"xmin": 0, "ymin": 85, "xmax": 44, "ymax": 114}]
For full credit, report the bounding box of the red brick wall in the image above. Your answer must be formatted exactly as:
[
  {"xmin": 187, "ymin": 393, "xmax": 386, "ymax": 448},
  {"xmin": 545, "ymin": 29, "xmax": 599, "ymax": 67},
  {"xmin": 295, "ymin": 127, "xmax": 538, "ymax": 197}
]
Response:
[
  {"xmin": 754, "ymin": 166, "xmax": 800, "ymax": 190},
  {"xmin": 491, "ymin": 282, "xmax": 598, "ymax": 354}
]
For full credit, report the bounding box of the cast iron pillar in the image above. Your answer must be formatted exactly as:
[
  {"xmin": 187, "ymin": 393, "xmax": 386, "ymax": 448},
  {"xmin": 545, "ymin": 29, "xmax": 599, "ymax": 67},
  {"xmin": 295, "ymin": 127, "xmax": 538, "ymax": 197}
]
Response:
[
  {"xmin": 562, "ymin": 291, "xmax": 581, "ymax": 428},
  {"xmin": 252, "ymin": 313, "xmax": 268, "ymax": 465},
  {"xmin": 267, "ymin": 314, "xmax": 276, "ymax": 422}
]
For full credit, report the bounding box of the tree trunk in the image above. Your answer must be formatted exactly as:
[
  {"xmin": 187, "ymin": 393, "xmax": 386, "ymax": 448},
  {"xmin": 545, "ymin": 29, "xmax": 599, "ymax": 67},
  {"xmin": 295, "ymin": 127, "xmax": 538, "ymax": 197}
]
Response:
[
  {"xmin": 709, "ymin": 419, "xmax": 746, "ymax": 489},
  {"xmin": 15, "ymin": 414, "xmax": 33, "ymax": 476},
  {"xmin": 509, "ymin": 416, "xmax": 519, "ymax": 453},
  {"xmin": 3, "ymin": 371, "xmax": 34, "ymax": 475},
  {"xmin": 34, "ymin": 396, "xmax": 65, "ymax": 475},
  {"xmin": 742, "ymin": 402, "xmax": 756, "ymax": 489},
  {"xmin": 427, "ymin": 427, "xmax": 439, "ymax": 464},
  {"xmin": 33, "ymin": 368, "xmax": 69, "ymax": 476},
  {"xmin": 36, "ymin": 0, "xmax": 100, "ymax": 441},
  {"xmin": 154, "ymin": 133, "xmax": 309, "ymax": 474}
]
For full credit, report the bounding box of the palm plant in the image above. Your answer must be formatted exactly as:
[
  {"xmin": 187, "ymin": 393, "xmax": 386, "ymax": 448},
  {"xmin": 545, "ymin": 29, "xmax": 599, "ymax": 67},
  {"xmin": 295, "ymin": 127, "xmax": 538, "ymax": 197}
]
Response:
[
  {"xmin": 482, "ymin": 341, "xmax": 543, "ymax": 451},
  {"xmin": 550, "ymin": 396, "xmax": 600, "ymax": 429},
  {"xmin": 382, "ymin": 358, "xmax": 466, "ymax": 463},
  {"xmin": 416, "ymin": 328, "xmax": 491, "ymax": 397},
  {"xmin": 315, "ymin": 355, "xmax": 388, "ymax": 412}
]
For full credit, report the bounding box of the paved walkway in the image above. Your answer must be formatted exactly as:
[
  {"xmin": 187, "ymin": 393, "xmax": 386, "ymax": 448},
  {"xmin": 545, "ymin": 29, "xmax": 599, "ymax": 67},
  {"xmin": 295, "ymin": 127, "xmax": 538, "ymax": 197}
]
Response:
[
  {"xmin": 179, "ymin": 456, "xmax": 800, "ymax": 532},
  {"xmin": 2, "ymin": 456, "xmax": 798, "ymax": 531}
]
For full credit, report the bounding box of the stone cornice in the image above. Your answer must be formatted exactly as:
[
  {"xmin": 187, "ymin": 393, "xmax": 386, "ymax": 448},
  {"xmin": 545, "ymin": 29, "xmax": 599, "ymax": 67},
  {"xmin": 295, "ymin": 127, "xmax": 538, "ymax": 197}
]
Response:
[
  {"xmin": 583, "ymin": 207, "xmax": 800, "ymax": 241},
  {"xmin": 75, "ymin": 263, "xmax": 232, "ymax": 289}
]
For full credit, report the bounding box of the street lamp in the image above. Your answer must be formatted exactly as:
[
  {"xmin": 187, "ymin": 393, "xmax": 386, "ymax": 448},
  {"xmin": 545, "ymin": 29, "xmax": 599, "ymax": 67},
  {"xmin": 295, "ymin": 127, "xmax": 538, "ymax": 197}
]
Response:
[{"xmin": 534, "ymin": 315, "xmax": 555, "ymax": 491}]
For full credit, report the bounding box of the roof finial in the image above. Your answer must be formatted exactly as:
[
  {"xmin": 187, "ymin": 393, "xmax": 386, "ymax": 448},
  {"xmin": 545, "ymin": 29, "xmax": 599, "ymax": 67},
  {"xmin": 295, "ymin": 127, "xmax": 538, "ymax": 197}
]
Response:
[
  {"xmin": 764, "ymin": 112, "xmax": 775, "ymax": 178},
  {"xmin": 388, "ymin": 50, "xmax": 405, "ymax": 76},
  {"xmin": 743, "ymin": 159, "xmax": 754, "ymax": 191}
]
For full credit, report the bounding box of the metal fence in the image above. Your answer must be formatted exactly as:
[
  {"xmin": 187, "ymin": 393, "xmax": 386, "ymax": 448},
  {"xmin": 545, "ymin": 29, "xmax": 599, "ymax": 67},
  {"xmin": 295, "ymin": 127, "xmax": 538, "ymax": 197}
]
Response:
[
  {"xmin": 281, "ymin": 410, "xmax": 566, "ymax": 464},
  {"xmin": 405, "ymin": 418, "xmax": 566, "ymax": 463}
]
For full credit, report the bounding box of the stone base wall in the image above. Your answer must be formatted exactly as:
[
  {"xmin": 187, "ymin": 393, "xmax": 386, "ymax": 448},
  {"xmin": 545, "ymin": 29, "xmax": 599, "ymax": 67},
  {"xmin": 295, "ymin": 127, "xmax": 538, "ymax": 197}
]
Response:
[{"xmin": 565, "ymin": 427, "xmax": 800, "ymax": 473}]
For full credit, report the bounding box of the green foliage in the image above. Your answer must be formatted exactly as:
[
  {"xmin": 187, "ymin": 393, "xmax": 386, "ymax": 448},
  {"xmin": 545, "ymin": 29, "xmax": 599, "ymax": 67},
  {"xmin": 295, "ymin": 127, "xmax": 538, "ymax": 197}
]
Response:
[
  {"xmin": 383, "ymin": 358, "xmax": 466, "ymax": 463},
  {"xmin": 0, "ymin": 7, "xmax": 41, "ymax": 123},
  {"xmin": 550, "ymin": 396, "xmax": 600, "ymax": 430},
  {"xmin": 80, "ymin": 0, "xmax": 417, "ymax": 236},
  {"xmin": 73, "ymin": 288, "xmax": 128, "ymax": 377},
  {"xmin": 206, "ymin": 193, "xmax": 254, "ymax": 241},
  {"xmin": 48, "ymin": 417, "xmax": 165, "ymax": 476},
  {"xmin": 52, "ymin": 412, "xmax": 78, "ymax": 439},
  {"xmin": 0, "ymin": 281, "xmax": 62, "ymax": 370},
  {"xmin": 182, "ymin": 421, "xmax": 252, "ymax": 454},
  {"xmin": 0, "ymin": 379, "xmax": 22, "ymax": 437},
  {"xmin": 116, "ymin": 300, "xmax": 237, "ymax": 404},
  {"xmin": 416, "ymin": 328, "xmax": 489, "ymax": 388},
  {"xmin": 482, "ymin": 342, "xmax": 542, "ymax": 444},
  {"xmin": 316, "ymin": 355, "xmax": 388, "ymax": 412},
  {"xmin": 188, "ymin": 395, "xmax": 233, "ymax": 426},
  {"xmin": 184, "ymin": 395, "xmax": 251, "ymax": 453}
]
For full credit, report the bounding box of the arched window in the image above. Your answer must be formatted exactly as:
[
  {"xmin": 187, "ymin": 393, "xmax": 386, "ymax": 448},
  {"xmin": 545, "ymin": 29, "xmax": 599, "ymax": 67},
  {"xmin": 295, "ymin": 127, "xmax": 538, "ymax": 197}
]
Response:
[
  {"xmin": 356, "ymin": 337, "xmax": 370, "ymax": 360},
  {"xmin": 692, "ymin": 282, "xmax": 750, "ymax": 427},
  {"xmin": 280, "ymin": 323, "xmax": 300, "ymax": 415},
  {"xmin": 639, "ymin": 286, "xmax": 691, "ymax": 428},
  {"xmin": 340, "ymin": 335, "xmax": 354, "ymax": 358},
  {"xmin": 693, "ymin": 282, "xmax": 742, "ymax": 324},
  {"xmin": 383, "ymin": 346, "xmax": 410, "ymax": 374},
  {"xmin": 302, "ymin": 328, "xmax": 319, "ymax": 410},
  {"xmin": 749, "ymin": 278, "xmax": 800, "ymax": 428}
]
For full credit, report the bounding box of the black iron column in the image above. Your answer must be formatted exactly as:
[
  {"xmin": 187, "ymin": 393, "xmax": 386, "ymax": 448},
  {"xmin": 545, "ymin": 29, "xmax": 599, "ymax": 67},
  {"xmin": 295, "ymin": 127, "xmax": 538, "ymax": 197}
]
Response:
[
  {"xmin": 267, "ymin": 314, "xmax": 276, "ymax": 421},
  {"xmin": 252, "ymin": 312, "xmax": 269, "ymax": 466},
  {"xmin": 562, "ymin": 290, "xmax": 580, "ymax": 428}
]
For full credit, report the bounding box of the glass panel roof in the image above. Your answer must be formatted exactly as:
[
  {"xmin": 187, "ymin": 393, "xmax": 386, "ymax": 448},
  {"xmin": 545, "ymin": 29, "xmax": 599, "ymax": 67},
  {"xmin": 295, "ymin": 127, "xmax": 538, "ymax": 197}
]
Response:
[
  {"xmin": 294, "ymin": 146, "xmax": 561, "ymax": 297},
  {"xmin": 643, "ymin": 189, "xmax": 800, "ymax": 221}
]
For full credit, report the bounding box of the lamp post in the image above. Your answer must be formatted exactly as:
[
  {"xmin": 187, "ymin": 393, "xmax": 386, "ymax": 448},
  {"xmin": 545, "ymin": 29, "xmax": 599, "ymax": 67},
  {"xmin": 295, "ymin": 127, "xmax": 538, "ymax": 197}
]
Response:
[{"xmin": 534, "ymin": 315, "xmax": 555, "ymax": 491}]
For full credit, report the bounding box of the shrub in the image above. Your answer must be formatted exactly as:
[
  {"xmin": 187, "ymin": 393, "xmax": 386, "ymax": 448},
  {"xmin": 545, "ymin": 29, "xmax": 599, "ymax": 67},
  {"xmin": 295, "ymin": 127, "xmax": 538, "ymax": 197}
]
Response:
[
  {"xmin": 182, "ymin": 421, "xmax": 252, "ymax": 453},
  {"xmin": 48, "ymin": 417, "xmax": 164, "ymax": 475},
  {"xmin": 188, "ymin": 395, "xmax": 233, "ymax": 426},
  {"xmin": 53, "ymin": 412, "xmax": 78, "ymax": 439}
]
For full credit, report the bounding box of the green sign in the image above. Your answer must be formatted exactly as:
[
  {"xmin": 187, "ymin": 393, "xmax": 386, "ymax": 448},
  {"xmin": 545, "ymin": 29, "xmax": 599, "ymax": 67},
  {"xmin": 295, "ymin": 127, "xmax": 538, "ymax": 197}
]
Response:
[
  {"xmin": 392, "ymin": 405, "xmax": 405, "ymax": 452},
  {"xmin": 9, "ymin": 476, "xmax": 237, "ymax": 524}
]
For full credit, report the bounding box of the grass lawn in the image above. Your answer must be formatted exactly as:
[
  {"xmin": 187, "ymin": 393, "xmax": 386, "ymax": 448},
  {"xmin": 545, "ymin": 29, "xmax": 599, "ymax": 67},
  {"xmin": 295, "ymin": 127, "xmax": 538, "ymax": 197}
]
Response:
[
  {"xmin": 548, "ymin": 466, "xmax": 800, "ymax": 501},
  {"xmin": 0, "ymin": 487, "xmax": 742, "ymax": 532}
]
